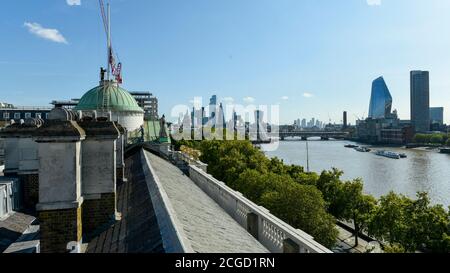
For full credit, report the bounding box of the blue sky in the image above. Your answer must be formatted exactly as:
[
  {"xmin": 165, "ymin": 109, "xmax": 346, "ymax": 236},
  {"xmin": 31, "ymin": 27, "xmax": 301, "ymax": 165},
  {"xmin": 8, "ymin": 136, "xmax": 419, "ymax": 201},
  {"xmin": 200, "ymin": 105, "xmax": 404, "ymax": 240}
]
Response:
[{"xmin": 1, "ymin": 0, "xmax": 450, "ymax": 124}]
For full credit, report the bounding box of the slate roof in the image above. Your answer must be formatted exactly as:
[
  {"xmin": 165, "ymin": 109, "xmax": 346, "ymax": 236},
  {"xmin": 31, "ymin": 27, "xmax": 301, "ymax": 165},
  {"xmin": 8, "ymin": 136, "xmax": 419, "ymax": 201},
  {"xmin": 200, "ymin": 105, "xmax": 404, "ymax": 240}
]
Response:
[
  {"xmin": 0, "ymin": 212, "xmax": 36, "ymax": 253},
  {"xmin": 144, "ymin": 151, "xmax": 269, "ymax": 253},
  {"xmin": 86, "ymin": 152, "xmax": 164, "ymax": 253}
]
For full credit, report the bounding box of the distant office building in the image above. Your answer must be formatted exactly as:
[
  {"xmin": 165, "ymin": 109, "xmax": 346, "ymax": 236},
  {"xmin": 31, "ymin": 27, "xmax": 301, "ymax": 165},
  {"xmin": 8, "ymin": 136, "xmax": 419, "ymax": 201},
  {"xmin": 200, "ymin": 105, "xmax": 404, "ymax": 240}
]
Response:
[
  {"xmin": 356, "ymin": 114, "xmax": 414, "ymax": 144},
  {"xmin": 0, "ymin": 104, "xmax": 52, "ymax": 126},
  {"xmin": 343, "ymin": 111, "xmax": 348, "ymax": 128},
  {"xmin": 294, "ymin": 118, "xmax": 301, "ymax": 129},
  {"xmin": 410, "ymin": 71, "xmax": 430, "ymax": 132},
  {"xmin": 255, "ymin": 110, "xmax": 264, "ymax": 125},
  {"xmin": 369, "ymin": 77, "xmax": 393, "ymax": 119},
  {"xmin": 430, "ymin": 107, "xmax": 444, "ymax": 125},
  {"xmin": 129, "ymin": 92, "xmax": 159, "ymax": 120},
  {"xmin": 0, "ymin": 102, "xmax": 14, "ymax": 108},
  {"xmin": 218, "ymin": 103, "xmax": 226, "ymax": 126},
  {"xmin": 209, "ymin": 95, "xmax": 217, "ymax": 107},
  {"xmin": 301, "ymin": 119, "xmax": 307, "ymax": 128},
  {"xmin": 191, "ymin": 107, "xmax": 204, "ymax": 128},
  {"xmin": 209, "ymin": 95, "xmax": 217, "ymax": 119},
  {"xmin": 51, "ymin": 99, "xmax": 80, "ymax": 109},
  {"xmin": 254, "ymin": 110, "xmax": 268, "ymax": 141}
]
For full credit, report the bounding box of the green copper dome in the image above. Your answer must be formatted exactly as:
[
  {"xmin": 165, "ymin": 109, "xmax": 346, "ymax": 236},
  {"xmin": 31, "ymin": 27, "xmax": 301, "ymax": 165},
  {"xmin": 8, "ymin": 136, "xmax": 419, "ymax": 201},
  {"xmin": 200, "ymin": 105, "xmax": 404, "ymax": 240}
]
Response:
[{"xmin": 75, "ymin": 81, "xmax": 144, "ymax": 113}]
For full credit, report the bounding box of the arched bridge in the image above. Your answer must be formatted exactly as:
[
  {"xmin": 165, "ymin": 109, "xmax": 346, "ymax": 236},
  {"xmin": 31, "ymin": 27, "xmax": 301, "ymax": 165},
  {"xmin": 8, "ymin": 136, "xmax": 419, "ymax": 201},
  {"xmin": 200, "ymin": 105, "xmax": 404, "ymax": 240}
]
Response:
[{"xmin": 278, "ymin": 131, "xmax": 349, "ymax": 141}]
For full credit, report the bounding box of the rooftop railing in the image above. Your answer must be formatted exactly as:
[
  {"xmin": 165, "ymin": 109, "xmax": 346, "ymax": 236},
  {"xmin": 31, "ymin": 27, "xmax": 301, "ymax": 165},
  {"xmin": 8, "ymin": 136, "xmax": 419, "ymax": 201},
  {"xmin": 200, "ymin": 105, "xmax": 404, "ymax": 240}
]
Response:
[{"xmin": 0, "ymin": 106, "xmax": 53, "ymax": 111}]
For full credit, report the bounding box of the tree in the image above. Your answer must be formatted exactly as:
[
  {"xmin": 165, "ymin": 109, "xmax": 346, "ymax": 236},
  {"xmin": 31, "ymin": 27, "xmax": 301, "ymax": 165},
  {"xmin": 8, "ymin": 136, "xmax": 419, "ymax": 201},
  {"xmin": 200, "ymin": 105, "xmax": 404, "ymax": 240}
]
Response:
[
  {"xmin": 316, "ymin": 169, "xmax": 348, "ymax": 218},
  {"xmin": 446, "ymin": 138, "xmax": 450, "ymax": 147},
  {"xmin": 369, "ymin": 192, "xmax": 450, "ymax": 252},
  {"xmin": 413, "ymin": 133, "xmax": 432, "ymax": 144},
  {"xmin": 234, "ymin": 170, "xmax": 279, "ymax": 202},
  {"xmin": 260, "ymin": 182, "xmax": 339, "ymax": 248},
  {"xmin": 403, "ymin": 192, "xmax": 450, "ymax": 252},
  {"xmin": 443, "ymin": 134, "xmax": 449, "ymax": 144},
  {"xmin": 368, "ymin": 192, "xmax": 412, "ymax": 251},
  {"xmin": 340, "ymin": 180, "xmax": 377, "ymax": 247},
  {"xmin": 383, "ymin": 244, "xmax": 406, "ymax": 253},
  {"xmin": 430, "ymin": 134, "xmax": 444, "ymax": 144}
]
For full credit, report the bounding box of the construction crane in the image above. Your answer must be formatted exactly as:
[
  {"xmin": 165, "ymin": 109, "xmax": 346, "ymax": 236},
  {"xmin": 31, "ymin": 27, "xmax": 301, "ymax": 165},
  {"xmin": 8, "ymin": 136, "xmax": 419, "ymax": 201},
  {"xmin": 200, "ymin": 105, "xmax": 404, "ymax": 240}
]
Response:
[{"xmin": 99, "ymin": 0, "xmax": 122, "ymax": 84}]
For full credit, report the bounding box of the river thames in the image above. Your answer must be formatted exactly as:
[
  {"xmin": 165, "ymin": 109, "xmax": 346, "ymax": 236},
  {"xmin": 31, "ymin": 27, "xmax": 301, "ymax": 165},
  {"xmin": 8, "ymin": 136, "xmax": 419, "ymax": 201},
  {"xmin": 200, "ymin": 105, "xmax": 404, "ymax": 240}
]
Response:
[{"xmin": 262, "ymin": 139, "xmax": 450, "ymax": 207}]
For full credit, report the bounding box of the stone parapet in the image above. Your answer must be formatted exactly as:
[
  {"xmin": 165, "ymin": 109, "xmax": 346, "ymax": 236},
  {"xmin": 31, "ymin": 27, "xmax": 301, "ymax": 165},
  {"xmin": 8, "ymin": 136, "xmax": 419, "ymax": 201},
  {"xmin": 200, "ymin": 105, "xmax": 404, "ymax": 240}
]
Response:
[{"xmin": 141, "ymin": 150, "xmax": 194, "ymax": 253}]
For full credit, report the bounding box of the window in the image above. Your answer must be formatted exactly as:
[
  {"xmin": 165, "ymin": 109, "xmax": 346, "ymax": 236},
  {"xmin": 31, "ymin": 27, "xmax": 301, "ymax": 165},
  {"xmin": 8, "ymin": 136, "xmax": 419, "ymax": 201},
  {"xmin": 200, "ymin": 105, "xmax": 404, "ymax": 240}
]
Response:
[
  {"xmin": 14, "ymin": 113, "xmax": 21, "ymax": 120},
  {"xmin": 45, "ymin": 113, "xmax": 49, "ymax": 119},
  {"xmin": 35, "ymin": 113, "xmax": 42, "ymax": 119},
  {"xmin": 25, "ymin": 113, "xmax": 32, "ymax": 119},
  {"xmin": 3, "ymin": 112, "xmax": 9, "ymax": 119}
]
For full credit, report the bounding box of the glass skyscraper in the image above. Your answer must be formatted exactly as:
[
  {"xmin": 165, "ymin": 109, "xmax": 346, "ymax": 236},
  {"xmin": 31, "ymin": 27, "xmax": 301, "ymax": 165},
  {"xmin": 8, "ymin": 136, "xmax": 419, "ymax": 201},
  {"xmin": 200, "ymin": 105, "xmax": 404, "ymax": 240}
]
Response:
[
  {"xmin": 368, "ymin": 77, "xmax": 393, "ymax": 119},
  {"xmin": 410, "ymin": 71, "xmax": 430, "ymax": 132},
  {"xmin": 430, "ymin": 107, "xmax": 444, "ymax": 125}
]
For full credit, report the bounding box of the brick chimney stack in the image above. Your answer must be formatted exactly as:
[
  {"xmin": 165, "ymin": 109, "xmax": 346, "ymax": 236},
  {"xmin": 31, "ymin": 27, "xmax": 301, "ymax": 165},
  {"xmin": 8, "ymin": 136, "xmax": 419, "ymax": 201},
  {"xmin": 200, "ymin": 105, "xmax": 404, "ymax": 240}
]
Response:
[
  {"xmin": 34, "ymin": 108, "xmax": 86, "ymax": 253},
  {"xmin": 79, "ymin": 115, "xmax": 120, "ymax": 235}
]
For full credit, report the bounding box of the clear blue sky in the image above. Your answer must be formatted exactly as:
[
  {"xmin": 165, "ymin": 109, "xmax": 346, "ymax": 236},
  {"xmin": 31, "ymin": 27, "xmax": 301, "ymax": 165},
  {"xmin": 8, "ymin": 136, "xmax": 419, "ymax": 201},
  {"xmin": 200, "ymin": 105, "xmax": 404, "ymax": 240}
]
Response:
[{"xmin": 1, "ymin": 0, "xmax": 450, "ymax": 124}]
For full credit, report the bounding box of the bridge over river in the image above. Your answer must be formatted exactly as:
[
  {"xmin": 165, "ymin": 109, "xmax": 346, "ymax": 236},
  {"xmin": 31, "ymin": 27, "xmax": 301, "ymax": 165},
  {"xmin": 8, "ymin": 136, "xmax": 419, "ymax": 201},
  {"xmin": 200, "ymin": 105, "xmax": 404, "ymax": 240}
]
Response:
[{"xmin": 278, "ymin": 131, "xmax": 349, "ymax": 141}]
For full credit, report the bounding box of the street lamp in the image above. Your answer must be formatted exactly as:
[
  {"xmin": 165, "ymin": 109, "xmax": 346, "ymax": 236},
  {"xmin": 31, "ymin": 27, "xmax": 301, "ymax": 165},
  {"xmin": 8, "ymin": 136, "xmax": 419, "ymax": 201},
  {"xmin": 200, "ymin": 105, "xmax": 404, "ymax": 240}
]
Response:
[{"xmin": 306, "ymin": 138, "xmax": 310, "ymax": 173}]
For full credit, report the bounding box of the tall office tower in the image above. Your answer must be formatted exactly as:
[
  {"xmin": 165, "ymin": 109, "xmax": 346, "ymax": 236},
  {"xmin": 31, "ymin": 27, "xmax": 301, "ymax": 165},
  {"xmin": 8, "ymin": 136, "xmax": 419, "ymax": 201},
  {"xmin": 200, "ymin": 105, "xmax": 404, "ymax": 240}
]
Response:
[
  {"xmin": 410, "ymin": 71, "xmax": 430, "ymax": 132},
  {"xmin": 343, "ymin": 111, "xmax": 348, "ymax": 128},
  {"xmin": 217, "ymin": 103, "xmax": 226, "ymax": 129},
  {"xmin": 301, "ymin": 119, "xmax": 307, "ymax": 128},
  {"xmin": 209, "ymin": 95, "xmax": 217, "ymax": 119},
  {"xmin": 368, "ymin": 77, "xmax": 393, "ymax": 119},
  {"xmin": 255, "ymin": 110, "xmax": 264, "ymax": 141},
  {"xmin": 430, "ymin": 107, "xmax": 444, "ymax": 125}
]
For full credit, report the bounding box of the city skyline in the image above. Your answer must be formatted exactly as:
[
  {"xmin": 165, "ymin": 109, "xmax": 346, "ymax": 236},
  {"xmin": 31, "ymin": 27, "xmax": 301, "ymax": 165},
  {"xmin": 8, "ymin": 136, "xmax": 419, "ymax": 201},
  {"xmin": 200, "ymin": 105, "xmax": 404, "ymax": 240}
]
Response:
[{"xmin": 1, "ymin": 0, "xmax": 450, "ymax": 125}]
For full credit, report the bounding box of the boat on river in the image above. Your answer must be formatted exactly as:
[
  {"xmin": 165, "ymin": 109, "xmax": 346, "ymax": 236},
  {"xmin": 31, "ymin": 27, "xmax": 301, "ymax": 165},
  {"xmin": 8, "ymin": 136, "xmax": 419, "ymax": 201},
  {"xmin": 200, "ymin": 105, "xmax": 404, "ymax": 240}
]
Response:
[
  {"xmin": 375, "ymin": 150, "xmax": 401, "ymax": 159},
  {"xmin": 355, "ymin": 147, "xmax": 371, "ymax": 152},
  {"xmin": 345, "ymin": 144, "xmax": 359, "ymax": 148}
]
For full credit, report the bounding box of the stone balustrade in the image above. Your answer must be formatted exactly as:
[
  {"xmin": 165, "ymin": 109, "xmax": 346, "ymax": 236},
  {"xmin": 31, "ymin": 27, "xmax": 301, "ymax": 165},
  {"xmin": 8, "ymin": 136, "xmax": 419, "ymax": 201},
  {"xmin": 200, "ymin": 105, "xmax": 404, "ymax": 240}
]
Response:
[
  {"xmin": 189, "ymin": 165, "xmax": 332, "ymax": 253},
  {"xmin": 172, "ymin": 151, "xmax": 208, "ymax": 173}
]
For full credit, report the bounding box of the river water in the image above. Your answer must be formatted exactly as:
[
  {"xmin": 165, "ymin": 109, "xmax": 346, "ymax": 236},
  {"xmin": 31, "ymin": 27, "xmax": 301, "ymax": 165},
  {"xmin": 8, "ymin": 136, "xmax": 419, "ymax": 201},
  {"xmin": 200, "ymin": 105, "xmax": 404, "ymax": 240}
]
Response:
[{"xmin": 262, "ymin": 139, "xmax": 450, "ymax": 207}]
